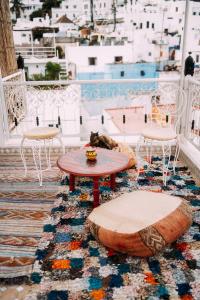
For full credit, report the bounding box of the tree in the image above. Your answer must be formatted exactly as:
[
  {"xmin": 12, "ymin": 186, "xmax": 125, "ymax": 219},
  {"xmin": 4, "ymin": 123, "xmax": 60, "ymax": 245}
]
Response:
[
  {"xmin": 45, "ymin": 62, "xmax": 61, "ymax": 80},
  {"xmin": 42, "ymin": 0, "xmax": 61, "ymax": 17},
  {"xmin": 30, "ymin": 9, "xmax": 43, "ymax": 21},
  {"xmin": 10, "ymin": 0, "xmax": 24, "ymax": 19},
  {"xmin": 0, "ymin": 0, "xmax": 18, "ymax": 77}
]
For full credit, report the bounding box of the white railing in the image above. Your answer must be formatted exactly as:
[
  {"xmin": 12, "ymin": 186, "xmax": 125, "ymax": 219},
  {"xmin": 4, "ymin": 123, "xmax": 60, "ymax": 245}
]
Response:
[
  {"xmin": 186, "ymin": 77, "xmax": 200, "ymax": 150},
  {"xmin": 1, "ymin": 77, "xmax": 183, "ymax": 145},
  {"xmin": 15, "ymin": 46, "xmax": 56, "ymax": 59},
  {"xmin": 0, "ymin": 70, "xmax": 26, "ymax": 141}
]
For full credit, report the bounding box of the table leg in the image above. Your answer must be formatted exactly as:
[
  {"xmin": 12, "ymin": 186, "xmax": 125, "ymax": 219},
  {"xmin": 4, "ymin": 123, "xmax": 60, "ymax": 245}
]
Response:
[
  {"xmin": 69, "ymin": 174, "xmax": 75, "ymax": 191},
  {"xmin": 93, "ymin": 177, "xmax": 100, "ymax": 208},
  {"xmin": 110, "ymin": 174, "xmax": 116, "ymax": 190}
]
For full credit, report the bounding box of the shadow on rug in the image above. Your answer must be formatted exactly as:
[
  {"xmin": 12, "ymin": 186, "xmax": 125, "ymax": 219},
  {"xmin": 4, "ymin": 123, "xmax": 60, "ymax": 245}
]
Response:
[{"xmin": 31, "ymin": 158, "xmax": 200, "ymax": 299}]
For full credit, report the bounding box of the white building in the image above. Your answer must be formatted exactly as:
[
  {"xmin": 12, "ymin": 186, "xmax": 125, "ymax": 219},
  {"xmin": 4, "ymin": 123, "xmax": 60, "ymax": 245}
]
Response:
[
  {"xmin": 65, "ymin": 44, "xmax": 134, "ymax": 73},
  {"xmin": 13, "ymin": 17, "xmax": 51, "ymax": 46},
  {"xmin": 24, "ymin": 57, "xmax": 67, "ymax": 79},
  {"xmin": 55, "ymin": 15, "xmax": 79, "ymax": 33},
  {"xmin": 52, "ymin": 0, "xmax": 83, "ymax": 23},
  {"xmin": 52, "ymin": 0, "xmax": 117, "ymax": 23},
  {"xmin": 10, "ymin": 0, "xmax": 43, "ymax": 20}
]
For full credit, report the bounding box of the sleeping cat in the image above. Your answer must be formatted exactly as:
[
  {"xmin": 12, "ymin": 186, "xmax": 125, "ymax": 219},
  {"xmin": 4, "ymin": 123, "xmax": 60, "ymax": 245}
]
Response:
[{"xmin": 90, "ymin": 132, "xmax": 118, "ymax": 150}]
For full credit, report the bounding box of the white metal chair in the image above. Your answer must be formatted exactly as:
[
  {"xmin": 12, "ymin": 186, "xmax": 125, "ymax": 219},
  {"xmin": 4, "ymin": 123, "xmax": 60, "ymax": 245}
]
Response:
[
  {"xmin": 20, "ymin": 126, "xmax": 65, "ymax": 186},
  {"xmin": 136, "ymin": 89, "xmax": 186, "ymax": 185}
]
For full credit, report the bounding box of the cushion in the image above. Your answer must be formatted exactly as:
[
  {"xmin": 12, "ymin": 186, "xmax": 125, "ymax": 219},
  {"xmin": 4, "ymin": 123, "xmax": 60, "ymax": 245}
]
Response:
[
  {"xmin": 141, "ymin": 127, "xmax": 177, "ymax": 141},
  {"xmin": 113, "ymin": 142, "xmax": 136, "ymax": 168},
  {"xmin": 24, "ymin": 127, "xmax": 60, "ymax": 140},
  {"xmin": 88, "ymin": 191, "xmax": 192, "ymax": 257}
]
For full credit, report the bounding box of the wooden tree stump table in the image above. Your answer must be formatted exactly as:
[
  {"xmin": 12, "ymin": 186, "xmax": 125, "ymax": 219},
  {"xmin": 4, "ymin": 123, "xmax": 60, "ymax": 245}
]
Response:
[{"xmin": 57, "ymin": 148, "xmax": 130, "ymax": 207}]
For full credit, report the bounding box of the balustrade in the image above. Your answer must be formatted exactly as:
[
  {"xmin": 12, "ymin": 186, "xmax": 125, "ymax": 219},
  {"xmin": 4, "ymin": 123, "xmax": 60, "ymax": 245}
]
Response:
[{"xmin": 0, "ymin": 74, "xmax": 199, "ymax": 153}]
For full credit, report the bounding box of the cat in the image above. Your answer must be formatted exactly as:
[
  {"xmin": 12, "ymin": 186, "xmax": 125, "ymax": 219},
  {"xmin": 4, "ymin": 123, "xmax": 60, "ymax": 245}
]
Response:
[{"xmin": 90, "ymin": 132, "xmax": 118, "ymax": 150}]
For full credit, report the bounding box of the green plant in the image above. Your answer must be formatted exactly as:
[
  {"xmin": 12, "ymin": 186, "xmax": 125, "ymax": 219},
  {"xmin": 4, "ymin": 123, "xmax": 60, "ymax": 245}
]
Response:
[
  {"xmin": 45, "ymin": 62, "xmax": 61, "ymax": 80},
  {"xmin": 32, "ymin": 73, "xmax": 46, "ymax": 81}
]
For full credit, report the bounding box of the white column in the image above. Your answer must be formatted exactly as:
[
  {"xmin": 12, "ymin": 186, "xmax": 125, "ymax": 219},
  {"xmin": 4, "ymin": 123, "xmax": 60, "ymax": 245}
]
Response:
[
  {"xmin": 180, "ymin": 0, "xmax": 190, "ymax": 89},
  {"xmin": 179, "ymin": 0, "xmax": 190, "ymax": 135}
]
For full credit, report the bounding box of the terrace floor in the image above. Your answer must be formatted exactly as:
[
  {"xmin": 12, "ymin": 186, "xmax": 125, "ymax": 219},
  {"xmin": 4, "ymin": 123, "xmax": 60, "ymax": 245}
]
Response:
[{"xmin": 0, "ymin": 149, "xmax": 199, "ymax": 299}]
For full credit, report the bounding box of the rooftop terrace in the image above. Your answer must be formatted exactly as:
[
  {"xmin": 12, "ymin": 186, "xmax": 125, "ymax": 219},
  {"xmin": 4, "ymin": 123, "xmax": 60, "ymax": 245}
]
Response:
[{"xmin": 0, "ymin": 72, "xmax": 200, "ymax": 299}]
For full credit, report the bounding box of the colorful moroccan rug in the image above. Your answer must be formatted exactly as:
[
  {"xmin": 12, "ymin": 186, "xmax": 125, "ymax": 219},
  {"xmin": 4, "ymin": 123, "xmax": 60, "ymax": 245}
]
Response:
[
  {"xmin": 0, "ymin": 152, "xmax": 62, "ymax": 284},
  {"xmin": 30, "ymin": 157, "xmax": 200, "ymax": 300}
]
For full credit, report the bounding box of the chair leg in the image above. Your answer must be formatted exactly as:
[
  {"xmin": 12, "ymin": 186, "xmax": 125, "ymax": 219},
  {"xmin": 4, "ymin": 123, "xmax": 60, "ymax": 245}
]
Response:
[
  {"xmin": 32, "ymin": 143, "xmax": 43, "ymax": 186},
  {"xmin": 145, "ymin": 139, "xmax": 152, "ymax": 167},
  {"xmin": 135, "ymin": 136, "xmax": 144, "ymax": 181},
  {"xmin": 173, "ymin": 140, "xmax": 180, "ymax": 174},
  {"xmin": 43, "ymin": 139, "xmax": 51, "ymax": 170},
  {"xmin": 162, "ymin": 142, "xmax": 171, "ymax": 185}
]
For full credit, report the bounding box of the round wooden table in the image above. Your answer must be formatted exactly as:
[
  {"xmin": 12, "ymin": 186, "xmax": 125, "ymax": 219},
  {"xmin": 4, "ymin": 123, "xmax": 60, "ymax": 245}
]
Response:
[{"xmin": 57, "ymin": 148, "xmax": 130, "ymax": 207}]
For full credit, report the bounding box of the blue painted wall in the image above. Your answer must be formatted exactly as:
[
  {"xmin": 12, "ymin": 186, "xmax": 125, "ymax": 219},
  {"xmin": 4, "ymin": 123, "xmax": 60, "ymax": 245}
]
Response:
[{"xmin": 77, "ymin": 63, "xmax": 158, "ymax": 100}]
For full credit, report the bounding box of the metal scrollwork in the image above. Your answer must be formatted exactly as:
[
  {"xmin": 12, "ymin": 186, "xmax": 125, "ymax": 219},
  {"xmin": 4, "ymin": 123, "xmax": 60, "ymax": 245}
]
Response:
[
  {"xmin": 3, "ymin": 72, "xmax": 26, "ymax": 131},
  {"xmin": 188, "ymin": 81, "xmax": 200, "ymax": 149}
]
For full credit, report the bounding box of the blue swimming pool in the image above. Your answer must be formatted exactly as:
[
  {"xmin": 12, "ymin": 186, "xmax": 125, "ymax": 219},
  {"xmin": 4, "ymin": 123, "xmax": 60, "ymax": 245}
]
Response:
[{"xmin": 77, "ymin": 63, "xmax": 159, "ymax": 100}]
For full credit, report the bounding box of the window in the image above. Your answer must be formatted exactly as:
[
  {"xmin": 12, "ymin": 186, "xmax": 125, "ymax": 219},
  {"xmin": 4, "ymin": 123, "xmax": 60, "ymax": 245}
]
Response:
[
  {"xmin": 120, "ymin": 71, "xmax": 125, "ymax": 77},
  {"xmin": 193, "ymin": 12, "xmax": 196, "ymax": 15},
  {"xmin": 140, "ymin": 23, "xmax": 143, "ymax": 29},
  {"xmin": 196, "ymin": 55, "xmax": 199, "ymax": 63},
  {"xmin": 88, "ymin": 57, "xmax": 97, "ymax": 65},
  {"xmin": 22, "ymin": 33, "xmax": 26, "ymax": 37},
  {"xmin": 84, "ymin": 4, "xmax": 88, "ymax": 9},
  {"xmin": 66, "ymin": 5, "xmax": 68, "ymax": 8},
  {"xmin": 115, "ymin": 56, "xmax": 123, "ymax": 63},
  {"xmin": 152, "ymin": 23, "xmax": 154, "ymax": 29},
  {"xmin": 140, "ymin": 70, "xmax": 145, "ymax": 76},
  {"xmin": 104, "ymin": 3, "xmax": 106, "ymax": 7},
  {"xmin": 179, "ymin": 18, "xmax": 182, "ymax": 23},
  {"xmin": 148, "ymin": 52, "xmax": 152, "ymax": 56},
  {"xmin": 73, "ymin": 5, "xmax": 77, "ymax": 8},
  {"xmin": 175, "ymin": 7, "xmax": 178, "ymax": 12},
  {"xmin": 146, "ymin": 21, "xmax": 149, "ymax": 28}
]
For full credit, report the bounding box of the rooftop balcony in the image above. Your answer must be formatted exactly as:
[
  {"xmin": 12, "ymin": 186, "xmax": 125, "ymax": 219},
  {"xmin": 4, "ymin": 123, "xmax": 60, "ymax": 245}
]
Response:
[
  {"xmin": 0, "ymin": 72, "xmax": 200, "ymax": 299},
  {"xmin": 0, "ymin": 71, "xmax": 200, "ymax": 174}
]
